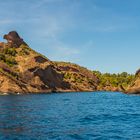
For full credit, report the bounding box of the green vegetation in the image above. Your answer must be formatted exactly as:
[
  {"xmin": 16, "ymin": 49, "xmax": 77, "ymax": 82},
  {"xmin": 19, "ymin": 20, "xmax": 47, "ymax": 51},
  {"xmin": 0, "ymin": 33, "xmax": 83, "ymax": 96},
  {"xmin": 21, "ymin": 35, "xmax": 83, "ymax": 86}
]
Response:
[
  {"xmin": 0, "ymin": 53, "xmax": 17, "ymax": 66},
  {"xmin": 0, "ymin": 48, "xmax": 18, "ymax": 67},
  {"xmin": 19, "ymin": 44, "xmax": 31, "ymax": 55},
  {"xmin": 64, "ymin": 73, "xmax": 71, "ymax": 79},
  {"xmin": 64, "ymin": 72, "xmax": 83, "ymax": 83},
  {"xmin": 93, "ymin": 71, "xmax": 135, "ymax": 88},
  {"xmin": 3, "ymin": 48, "xmax": 17, "ymax": 56}
]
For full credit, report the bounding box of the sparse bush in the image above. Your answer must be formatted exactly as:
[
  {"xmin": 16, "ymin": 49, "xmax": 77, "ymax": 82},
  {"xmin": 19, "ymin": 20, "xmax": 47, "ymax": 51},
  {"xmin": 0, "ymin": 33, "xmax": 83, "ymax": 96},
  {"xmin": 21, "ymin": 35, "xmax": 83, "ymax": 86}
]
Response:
[
  {"xmin": 0, "ymin": 53, "xmax": 17, "ymax": 67},
  {"xmin": 5, "ymin": 57, "xmax": 17, "ymax": 66},
  {"xmin": 3, "ymin": 48, "xmax": 17, "ymax": 56}
]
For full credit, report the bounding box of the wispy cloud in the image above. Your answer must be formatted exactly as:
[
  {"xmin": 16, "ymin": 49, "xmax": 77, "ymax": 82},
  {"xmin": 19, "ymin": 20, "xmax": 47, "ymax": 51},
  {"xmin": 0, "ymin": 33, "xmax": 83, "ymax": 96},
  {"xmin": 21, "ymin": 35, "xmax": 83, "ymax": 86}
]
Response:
[
  {"xmin": 0, "ymin": 0, "xmax": 139, "ymax": 73},
  {"xmin": 31, "ymin": 0, "xmax": 65, "ymax": 9},
  {"xmin": 0, "ymin": 19, "xmax": 14, "ymax": 25}
]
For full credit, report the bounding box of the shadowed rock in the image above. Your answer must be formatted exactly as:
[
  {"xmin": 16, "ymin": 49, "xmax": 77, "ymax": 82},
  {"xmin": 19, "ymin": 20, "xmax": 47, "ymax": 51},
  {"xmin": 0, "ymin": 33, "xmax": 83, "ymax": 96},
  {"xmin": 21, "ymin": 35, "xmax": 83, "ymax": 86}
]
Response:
[{"xmin": 34, "ymin": 56, "xmax": 48, "ymax": 63}]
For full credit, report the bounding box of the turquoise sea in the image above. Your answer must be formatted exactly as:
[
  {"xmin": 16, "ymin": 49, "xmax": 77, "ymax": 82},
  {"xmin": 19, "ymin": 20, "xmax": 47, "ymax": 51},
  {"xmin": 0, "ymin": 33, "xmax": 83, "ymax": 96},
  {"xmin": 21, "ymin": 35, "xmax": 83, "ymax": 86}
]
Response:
[{"xmin": 0, "ymin": 92, "xmax": 140, "ymax": 140}]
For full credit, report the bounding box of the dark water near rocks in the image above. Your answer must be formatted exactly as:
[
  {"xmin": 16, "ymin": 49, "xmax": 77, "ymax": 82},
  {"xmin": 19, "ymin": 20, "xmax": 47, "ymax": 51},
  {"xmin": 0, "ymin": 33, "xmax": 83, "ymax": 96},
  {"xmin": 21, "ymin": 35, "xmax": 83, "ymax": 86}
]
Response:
[{"xmin": 0, "ymin": 92, "xmax": 140, "ymax": 140}]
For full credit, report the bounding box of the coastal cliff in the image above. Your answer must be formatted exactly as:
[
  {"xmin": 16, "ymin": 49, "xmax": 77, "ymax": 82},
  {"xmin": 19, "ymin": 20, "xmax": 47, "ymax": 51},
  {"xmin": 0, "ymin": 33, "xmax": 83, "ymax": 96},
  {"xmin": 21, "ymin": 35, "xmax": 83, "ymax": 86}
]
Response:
[
  {"xmin": 0, "ymin": 31, "xmax": 138, "ymax": 94},
  {"xmin": 0, "ymin": 31, "xmax": 99, "ymax": 94}
]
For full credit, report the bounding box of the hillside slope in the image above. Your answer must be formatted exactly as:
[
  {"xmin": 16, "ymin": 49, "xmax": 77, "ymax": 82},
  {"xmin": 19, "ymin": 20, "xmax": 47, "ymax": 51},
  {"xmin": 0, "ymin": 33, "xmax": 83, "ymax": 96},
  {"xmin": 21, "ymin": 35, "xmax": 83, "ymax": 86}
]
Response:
[
  {"xmin": 54, "ymin": 61, "xmax": 99, "ymax": 91},
  {"xmin": 0, "ymin": 31, "xmax": 99, "ymax": 94}
]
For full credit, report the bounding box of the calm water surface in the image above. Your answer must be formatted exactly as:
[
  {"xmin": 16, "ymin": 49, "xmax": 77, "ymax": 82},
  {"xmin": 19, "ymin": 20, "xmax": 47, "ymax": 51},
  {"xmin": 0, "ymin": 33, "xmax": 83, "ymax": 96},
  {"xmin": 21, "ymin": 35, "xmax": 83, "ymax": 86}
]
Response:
[{"xmin": 0, "ymin": 92, "xmax": 140, "ymax": 140}]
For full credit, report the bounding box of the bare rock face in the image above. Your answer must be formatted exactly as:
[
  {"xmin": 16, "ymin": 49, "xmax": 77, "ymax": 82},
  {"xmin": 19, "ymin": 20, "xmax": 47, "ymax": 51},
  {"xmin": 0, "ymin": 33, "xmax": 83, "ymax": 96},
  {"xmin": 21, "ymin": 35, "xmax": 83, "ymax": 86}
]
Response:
[{"xmin": 0, "ymin": 31, "xmax": 99, "ymax": 94}]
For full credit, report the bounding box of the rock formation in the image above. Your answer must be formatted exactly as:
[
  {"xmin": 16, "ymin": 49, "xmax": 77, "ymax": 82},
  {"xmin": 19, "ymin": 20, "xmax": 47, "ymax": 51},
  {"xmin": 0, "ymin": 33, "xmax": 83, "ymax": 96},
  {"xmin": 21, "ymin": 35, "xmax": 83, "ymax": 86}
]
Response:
[
  {"xmin": 3, "ymin": 31, "xmax": 24, "ymax": 47},
  {"xmin": 126, "ymin": 70, "xmax": 140, "ymax": 94}
]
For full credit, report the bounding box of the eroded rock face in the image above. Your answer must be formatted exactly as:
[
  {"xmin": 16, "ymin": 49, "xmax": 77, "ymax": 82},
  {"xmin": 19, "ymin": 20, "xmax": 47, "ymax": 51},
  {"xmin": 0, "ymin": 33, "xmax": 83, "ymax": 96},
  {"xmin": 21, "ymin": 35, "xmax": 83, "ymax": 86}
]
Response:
[{"xmin": 28, "ymin": 65, "xmax": 70, "ymax": 91}]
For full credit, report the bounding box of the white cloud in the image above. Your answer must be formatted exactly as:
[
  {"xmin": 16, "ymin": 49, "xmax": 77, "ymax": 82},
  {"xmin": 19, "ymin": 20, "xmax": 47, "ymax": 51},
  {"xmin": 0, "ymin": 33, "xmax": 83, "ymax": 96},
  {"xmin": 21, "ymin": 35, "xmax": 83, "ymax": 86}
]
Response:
[{"xmin": 49, "ymin": 40, "xmax": 79, "ymax": 55}]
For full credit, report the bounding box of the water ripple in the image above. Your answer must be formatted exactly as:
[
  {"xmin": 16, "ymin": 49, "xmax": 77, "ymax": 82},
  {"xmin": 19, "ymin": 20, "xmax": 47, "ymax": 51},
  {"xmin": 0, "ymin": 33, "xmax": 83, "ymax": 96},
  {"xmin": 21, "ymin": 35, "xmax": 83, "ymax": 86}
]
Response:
[{"xmin": 0, "ymin": 92, "xmax": 140, "ymax": 139}]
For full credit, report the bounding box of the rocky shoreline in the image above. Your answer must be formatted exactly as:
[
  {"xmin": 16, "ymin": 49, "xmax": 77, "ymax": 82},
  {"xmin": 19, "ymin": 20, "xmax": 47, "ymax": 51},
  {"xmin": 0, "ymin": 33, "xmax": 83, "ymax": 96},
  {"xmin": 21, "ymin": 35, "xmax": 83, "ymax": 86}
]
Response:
[{"xmin": 0, "ymin": 31, "xmax": 139, "ymax": 95}]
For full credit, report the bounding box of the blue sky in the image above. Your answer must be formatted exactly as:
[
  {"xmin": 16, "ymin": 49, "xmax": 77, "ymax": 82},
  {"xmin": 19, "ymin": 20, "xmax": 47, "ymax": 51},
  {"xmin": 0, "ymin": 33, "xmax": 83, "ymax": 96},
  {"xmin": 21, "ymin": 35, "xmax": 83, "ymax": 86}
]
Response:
[{"xmin": 0, "ymin": 0, "xmax": 140, "ymax": 73}]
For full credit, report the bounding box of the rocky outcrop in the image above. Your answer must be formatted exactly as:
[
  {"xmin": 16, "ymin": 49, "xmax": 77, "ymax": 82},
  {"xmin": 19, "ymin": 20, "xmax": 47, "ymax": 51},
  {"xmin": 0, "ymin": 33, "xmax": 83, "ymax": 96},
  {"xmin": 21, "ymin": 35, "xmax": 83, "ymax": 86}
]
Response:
[
  {"xmin": 3, "ymin": 31, "xmax": 24, "ymax": 47},
  {"xmin": 126, "ymin": 71, "xmax": 140, "ymax": 94},
  {"xmin": 136, "ymin": 69, "xmax": 140, "ymax": 76}
]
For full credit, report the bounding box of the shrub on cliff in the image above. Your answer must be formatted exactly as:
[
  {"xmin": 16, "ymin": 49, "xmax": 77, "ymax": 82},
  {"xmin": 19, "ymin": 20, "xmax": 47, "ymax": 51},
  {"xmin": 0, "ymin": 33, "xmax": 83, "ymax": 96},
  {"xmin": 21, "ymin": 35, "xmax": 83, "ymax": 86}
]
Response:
[{"xmin": 3, "ymin": 48, "xmax": 17, "ymax": 56}]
